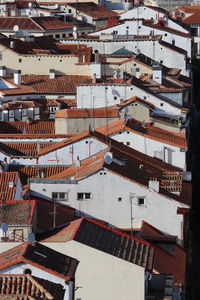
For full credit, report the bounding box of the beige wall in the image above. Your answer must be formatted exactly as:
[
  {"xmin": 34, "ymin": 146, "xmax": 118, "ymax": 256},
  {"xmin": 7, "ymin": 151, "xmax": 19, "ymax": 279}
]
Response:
[
  {"xmin": 55, "ymin": 117, "xmax": 119, "ymax": 134},
  {"xmin": 106, "ymin": 57, "xmax": 152, "ymax": 76},
  {"xmin": 43, "ymin": 240, "xmax": 145, "ymax": 300},
  {"xmin": 0, "ymin": 46, "xmax": 94, "ymax": 75},
  {"xmin": 120, "ymin": 103, "xmax": 151, "ymax": 123}
]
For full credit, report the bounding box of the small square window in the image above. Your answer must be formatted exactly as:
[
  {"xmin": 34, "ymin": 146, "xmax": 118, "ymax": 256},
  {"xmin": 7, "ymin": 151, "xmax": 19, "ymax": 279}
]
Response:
[
  {"xmin": 164, "ymin": 33, "xmax": 167, "ymax": 36},
  {"xmin": 62, "ymin": 34, "xmax": 66, "ymax": 38},
  {"xmin": 52, "ymin": 192, "xmax": 58, "ymax": 199},
  {"xmin": 55, "ymin": 34, "xmax": 60, "ymax": 38},
  {"xmin": 118, "ymin": 197, "xmax": 122, "ymax": 201},
  {"xmin": 19, "ymin": 58, "xmax": 22, "ymax": 63},
  {"xmin": 160, "ymin": 60, "xmax": 163, "ymax": 64},
  {"xmin": 77, "ymin": 192, "xmax": 91, "ymax": 200},
  {"xmin": 126, "ymin": 142, "xmax": 130, "ymax": 146},
  {"xmin": 138, "ymin": 198, "xmax": 145, "ymax": 205},
  {"xmin": 114, "ymin": 96, "xmax": 117, "ymax": 100},
  {"xmin": 160, "ymin": 103, "xmax": 163, "ymax": 106}
]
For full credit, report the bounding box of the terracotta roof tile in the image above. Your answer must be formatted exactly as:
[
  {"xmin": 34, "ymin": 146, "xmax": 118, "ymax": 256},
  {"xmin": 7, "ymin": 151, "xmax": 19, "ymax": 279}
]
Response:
[
  {"xmin": 0, "ymin": 200, "xmax": 35, "ymax": 225},
  {"xmin": 177, "ymin": 5, "xmax": 200, "ymax": 13},
  {"xmin": 21, "ymin": 74, "xmax": 91, "ymax": 94},
  {"xmin": 0, "ymin": 242, "xmax": 79, "ymax": 280},
  {"xmin": 183, "ymin": 11, "xmax": 200, "ymax": 24},
  {"xmin": 55, "ymin": 107, "xmax": 119, "ymax": 118},
  {"xmin": 8, "ymin": 165, "xmax": 70, "ymax": 185},
  {"xmin": 143, "ymin": 20, "xmax": 191, "ymax": 37},
  {"xmin": 0, "ymin": 172, "xmax": 19, "ymax": 202},
  {"xmin": 0, "ymin": 17, "xmax": 77, "ymax": 31},
  {"xmin": 0, "ymin": 121, "xmax": 55, "ymax": 134},
  {"xmin": 66, "ymin": 2, "xmax": 118, "ymax": 19},
  {"xmin": 42, "ymin": 217, "xmax": 154, "ymax": 270},
  {"xmin": 0, "ymin": 274, "xmax": 65, "ymax": 300},
  {"xmin": 134, "ymin": 221, "xmax": 185, "ymax": 284}
]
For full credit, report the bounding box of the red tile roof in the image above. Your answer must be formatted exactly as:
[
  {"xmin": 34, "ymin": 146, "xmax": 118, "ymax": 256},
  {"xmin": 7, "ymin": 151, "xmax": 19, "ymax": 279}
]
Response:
[
  {"xmin": 7, "ymin": 165, "xmax": 70, "ymax": 185},
  {"xmin": 0, "ymin": 172, "xmax": 19, "ymax": 202},
  {"xmin": 143, "ymin": 20, "xmax": 191, "ymax": 37},
  {"xmin": 21, "ymin": 74, "xmax": 91, "ymax": 94},
  {"xmin": 3, "ymin": 100, "xmax": 42, "ymax": 110},
  {"xmin": 55, "ymin": 107, "xmax": 119, "ymax": 118},
  {"xmin": 177, "ymin": 5, "xmax": 200, "ymax": 13},
  {"xmin": 0, "ymin": 200, "xmax": 36, "ymax": 226},
  {"xmin": 0, "ymin": 121, "xmax": 55, "ymax": 134},
  {"xmin": 183, "ymin": 11, "xmax": 200, "ymax": 24},
  {"xmin": 41, "ymin": 217, "xmax": 155, "ymax": 270},
  {"xmin": 0, "ymin": 17, "xmax": 77, "ymax": 31},
  {"xmin": 0, "ymin": 274, "xmax": 65, "ymax": 300},
  {"xmin": 66, "ymin": 2, "xmax": 118, "ymax": 19},
  {"xmin": 0, "ymin": 242, "xmax": 79, "ymax": 280}
]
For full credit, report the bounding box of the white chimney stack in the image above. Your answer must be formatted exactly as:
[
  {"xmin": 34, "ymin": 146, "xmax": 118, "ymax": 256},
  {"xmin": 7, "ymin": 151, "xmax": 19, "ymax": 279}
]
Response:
[
  {"xmin": 10, "ymin": 40, "xmax": 15, "ymax": 49},
  {"xmin": 14, "ymin": 70, "xmax": 21, "ymax": 85},
  {"xmin": 94, "ymin": 50, "xmax": 99, "ymax": 63},
  {"xmin": 152, "ymin": 64, "xmax": 162, "ymax": 85},
  {"xmin": 0, "ymin": 66, "xmax": 6, "ymax": 77},
  {"xmin": 49, "ymin": 69, "xmax": 55, "ymax": 79}
]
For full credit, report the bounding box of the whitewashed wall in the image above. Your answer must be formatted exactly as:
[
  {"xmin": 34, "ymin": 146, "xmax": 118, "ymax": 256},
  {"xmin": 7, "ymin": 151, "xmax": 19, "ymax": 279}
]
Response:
[
  {"xmin": 110, "ymin": 130, "xmax": 186, "ymax": 169},
  {"xmin": 38, "ymin": 137, "xmax": 108, "ymax": 165},
  {"xmin": 30, "ymin": 169, "xmax": 188, "ymax": 239},
  {"xmin": 61, "ymin": 38, "xmax": 188, "ymax": 75},
  {"xmin": 77, "ymin": 84, "xmax": 183, "ymax": 116}
]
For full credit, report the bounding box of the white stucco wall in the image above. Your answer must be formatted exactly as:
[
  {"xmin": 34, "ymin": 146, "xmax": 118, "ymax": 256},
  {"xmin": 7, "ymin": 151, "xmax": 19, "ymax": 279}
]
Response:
[
  {"xmin": 38, "ymin": 137, "xmax": 108, "ymax": 165},
  {"xmin": 42, "ymin": 240, "xmax": 145, "ymax": 300},
  {"xmin": 61, "ymin": 38, "xmax": 188, "ymax": 75},
  {"xmin": 110, "ymin": 130, "xmax": 186, "ymax": 169},
  {"xmin": 76, "ymin": 84, "xmax": 182, "ymax": 117},
  {"xmin": 30, "ymin": 169, "xmax": 188, "ymax": 238}
]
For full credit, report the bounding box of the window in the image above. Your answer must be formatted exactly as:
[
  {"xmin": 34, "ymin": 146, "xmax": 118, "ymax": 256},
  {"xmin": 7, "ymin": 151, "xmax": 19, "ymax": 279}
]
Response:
[
  {"xmin": 68, "ymin": 9, "xmax": 72, "ymax": 13},
  {"xmin": 22, "ymin": 109, "xmax": 27, "ymax": 115},
  {"xmin": 55, "ymin": 34, "xmax": 60, "ymax": 38},
  {"xmin": 113, "ymin": 30, "xmax": 118, "ymax": 35},
  {"xmin": 138, "ymin": 198, "xmax": 145, "ymax": 205},
  {"xmin": 50, "ymin": 106, "xmax": 57, "ymax": 113},
  {"xmin": 77, "ymin": 192, "xmax": 91, "ymax": 200},
  {"xmin": 164, "ymin": 33, "xmax": 167, "ymax": 36},
  {"xmin": 160, "ymin": 103, "xmax": 163, "ymax": 106},
  {"xmin": 69, "ymin": 33, "xmax": 73, "ymax": 37},
  {"xmin": 114, "ymin": 96, "xmax": 117, "ymax": 100},
  {"xmin": 52, "ymin": 192, "xmax": 68, "ymax": 201},
  {"xmin": 126, "ymin": 142, "xmax": 130, "ymax": 146},
  {"xmin": 118, "ymin": 197, "xmax": 122, "ymax": 201},
  {"xmin": 62, "ymin": 34, "xmax": 66, "ymax": 38},
  {"xmin": 19, "ymin": 58, "xmax": 22, "ymax": 62}
]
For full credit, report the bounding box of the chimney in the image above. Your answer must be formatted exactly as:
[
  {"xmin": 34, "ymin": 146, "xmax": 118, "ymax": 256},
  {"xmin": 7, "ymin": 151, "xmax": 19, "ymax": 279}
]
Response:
[
  {"xmin": 10, "ymin": 40, "xmax": 15, "ymax": 49},
  {"xmin": 94, "ymin": 50, "xmax": 99, "ymax": 63},
  {"xmin": 49, "ymin": 69, "xmax": 55, "ymax": 79},
  {"xmin": 135, "ymin": 67, "xmax": 140, "ymax": 79},
  {"xmin": 152, "ymin": 64, "xmax": 162, "ymax": 85},
  {"xmin": 14, "ymin": 70, "xmax": 21, "ymax": 85},
  {"xmin": 0, "ymin": 66, "xmax": 6, "ymax": 77},
  {"xmin": 92, "ymin": 73, "xmax": 96, "ymax": 84},
  {"xmin": 148, "ymin": 178, "xmax": 159, "ymax": 192}
]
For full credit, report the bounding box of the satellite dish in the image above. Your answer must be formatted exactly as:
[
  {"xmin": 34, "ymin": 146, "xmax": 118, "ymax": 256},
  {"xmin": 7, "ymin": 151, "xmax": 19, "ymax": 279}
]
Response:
[
  {"xmin": 28, "ymin": 2, "xmax": 32, "ymax": 7},
  {"xmin": 104, "ymin": 152, "xmax": 113, "ymax": 165},
  {"xmin": 1, "ymin": 223, "xmax": 8, "ymax": 233},
  {"xmin": 73, "ymin": 26, "xmax": 77, "ymax": 31},
  {"xmin": 13, "ymin": 25, "xmax": 19, "ymax": 32},
  {"xmin": 28, "ymin": 232, "xmax": 35, "ymax": 243}
]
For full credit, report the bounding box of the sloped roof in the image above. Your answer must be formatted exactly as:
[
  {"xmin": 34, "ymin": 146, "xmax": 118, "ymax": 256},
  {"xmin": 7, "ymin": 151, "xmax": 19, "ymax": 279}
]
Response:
[
  {"xmin": 0, "ymin": 17, "xmax": 77, "ymax": 31},
  {"xmin": 0, "ymin": 200, "xmax": 35, "ymax": 225},
  {"xmin": 41, "ymin": 217, "xmax": 155, "ymax": 270},
  {"xmin": 0, "ymin": 121, "xmax": 55, "ymax": 134},
  {"xmin": 177, "ymin": 5, "xmax": 200, "ymax": 13},
  {"xmin": 183, "ymin": 11, "xmax": 200, "ymax": 24},
  {"xmin": 0, "ymin": 172, "xmax": 19, "ymax": 202},
  {"xmin": 7, "ymin": 165, "xmax": 70, "ymax": 185},
  {"xmin": 0, "ymin": 242, "xmax": 79, "ymax": 280},
  {"xmin": 111, "ymin": 47, "xmax": 134, "ymax": 55},
  {"xmin": 55, "ymin": 107, "xmax": 119, "ymax": 118},
  {"xmin": 134, "ymin": 221, "xmax": 185, "ymax": 284},
  {"xmin": 0, "ymin": 274, "xmax": 65, "ymax": 300},
  {"xmin": 66, "ymin": 2, "xmax": 118, "ymax": 19},
  {"xmin": 21, "ymin": 75, "xmax": 91, "ymax": 94}
]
